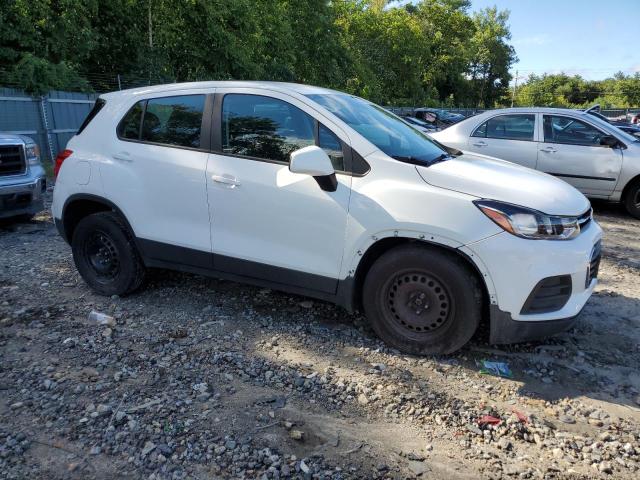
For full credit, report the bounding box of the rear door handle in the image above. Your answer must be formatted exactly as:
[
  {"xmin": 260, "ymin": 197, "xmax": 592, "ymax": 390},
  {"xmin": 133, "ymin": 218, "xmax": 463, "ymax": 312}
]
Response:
[
  {"xmin": 540, "ymin": 147, "xmax": 557, "ymax": 153},
  {"xmin": 472, "ymin": 140, "xmax": 487, "ymax": 147},
  {"xmin": 211, "ymin": 174, "xmax": 241, "ymax": 188},
  {"xmin": 113, "ymin": 152, "xmax": 133, "ymax": 162}
]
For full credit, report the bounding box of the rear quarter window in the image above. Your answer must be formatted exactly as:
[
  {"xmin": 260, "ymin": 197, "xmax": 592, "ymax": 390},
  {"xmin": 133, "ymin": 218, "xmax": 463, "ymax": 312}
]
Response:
[{"xmin": 77, "ymin": 98, "xmax": 106, "ymax": 135}]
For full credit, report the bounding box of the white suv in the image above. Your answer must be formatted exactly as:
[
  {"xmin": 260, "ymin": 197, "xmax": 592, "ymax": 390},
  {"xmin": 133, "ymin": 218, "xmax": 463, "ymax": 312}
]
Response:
[{"xmin": 52, "ymin": 82, "xmax": 602, "ymax": 354}]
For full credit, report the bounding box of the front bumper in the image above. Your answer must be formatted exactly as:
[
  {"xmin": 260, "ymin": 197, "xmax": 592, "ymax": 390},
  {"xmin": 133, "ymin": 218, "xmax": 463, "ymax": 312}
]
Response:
[
  {"xmin": 0, "ymin": 174, "xmax": 46, "ymax": 219},
  {"xmin": 466, "ymin": 220, "xmax": 602, "ymax": 344}
]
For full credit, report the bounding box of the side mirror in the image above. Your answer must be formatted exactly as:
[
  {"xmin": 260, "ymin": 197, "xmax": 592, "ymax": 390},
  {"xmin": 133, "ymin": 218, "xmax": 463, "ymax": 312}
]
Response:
[
  {"xmin": 600, "ymin": 135, "xmax": 619, "ymax": 148},
  {"xmin": 289, "ymin": 146, "xmax": 337, "ymax": 192}
]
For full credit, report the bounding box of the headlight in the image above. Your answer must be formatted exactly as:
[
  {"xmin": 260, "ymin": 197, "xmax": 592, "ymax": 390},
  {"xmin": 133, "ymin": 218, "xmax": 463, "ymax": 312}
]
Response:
[
  {"xmin": 474, "ymin": 200, "xmax": 581, "ymax": 240},
  {"xmin": 25, "ymin": 143, "xmax": 41, "ymax": 165}
]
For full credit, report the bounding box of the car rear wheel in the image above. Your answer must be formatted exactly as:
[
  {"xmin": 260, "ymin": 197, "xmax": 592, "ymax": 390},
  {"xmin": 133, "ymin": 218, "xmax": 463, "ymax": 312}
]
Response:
[
  {"xmin": 623, "ymin": 179, "xmax": 640, "ymax": 219},
  {"xmin": 362, "ymin": 244, "xmax": 482, "ymax": 355},
  {"xmin": 72, "ymin": 212, "xmax": 146, "ymax": 296}
]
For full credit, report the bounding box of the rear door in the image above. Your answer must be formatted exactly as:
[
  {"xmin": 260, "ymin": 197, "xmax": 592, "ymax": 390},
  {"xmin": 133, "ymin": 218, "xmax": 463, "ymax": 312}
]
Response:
[
  {"xmin": 101, "ymin": 93, "xmax": 212, "ymax": 260},
  {"xmin": 536, "ymin": 114, "xmax": 623, "ymax": 197},
  {"xmin": 467, "ymin": 113, "xmax": 538, "ymax": 168}
]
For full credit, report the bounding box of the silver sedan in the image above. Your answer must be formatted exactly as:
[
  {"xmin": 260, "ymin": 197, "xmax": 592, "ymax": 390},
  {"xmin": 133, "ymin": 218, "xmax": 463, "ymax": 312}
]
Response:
[{"xmin": 432, "ymin": 107, "xmax": 640, "ymax": 218}]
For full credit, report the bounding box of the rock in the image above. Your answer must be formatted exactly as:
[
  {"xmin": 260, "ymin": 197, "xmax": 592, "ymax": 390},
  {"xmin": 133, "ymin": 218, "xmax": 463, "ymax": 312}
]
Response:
[
  {"xmin": 141, "ymin": 441, "xmax": 156, "ymax": 457},
  {"xmin": 299, "ymin": 301, "xmax": 313, "ymax": 309},
  {"xmin": 300, "ymin": 459, "xmax": 311, "ymax": 474},
  {"xmin": 289, "ymin": 430, "xmax": 304, "ymax": 441},
  {"xmin": 357, "ymin": 394, "xmax": 369, "ymax": 406},
  {"xmin": 559, "ymin": 415, "xmax": 576, "ymax": 424},
  {"xmin": 408, "ymin": 460, "xmax": 429, "ymax": 476},
  {"xmin": 598, "ymin": 461, "xmax": 613, "ymax": 474}
]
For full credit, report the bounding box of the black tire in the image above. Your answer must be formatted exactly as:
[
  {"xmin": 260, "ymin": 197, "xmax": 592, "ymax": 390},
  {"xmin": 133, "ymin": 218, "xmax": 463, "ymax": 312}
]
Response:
[
  {"xmin": 71, "ymin": 211, "xmax": 146, "ymax": 296},
  {"xmin": 623, "ymin": 179, "xmax": 640, "ymax": 219},
  {"xmin": 362, "ymin": 244, "xmax": 482, "ymax": 355}
]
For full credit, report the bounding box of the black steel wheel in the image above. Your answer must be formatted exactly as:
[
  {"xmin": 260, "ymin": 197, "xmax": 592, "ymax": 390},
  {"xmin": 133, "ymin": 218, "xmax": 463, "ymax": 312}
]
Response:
[
  {"xmin": 363, "ymin": 244, "xmax": 482, "ymax": 355},
  {"xmin": 72, "ymin": 212, "xmax": 145, "ymax": 296}
]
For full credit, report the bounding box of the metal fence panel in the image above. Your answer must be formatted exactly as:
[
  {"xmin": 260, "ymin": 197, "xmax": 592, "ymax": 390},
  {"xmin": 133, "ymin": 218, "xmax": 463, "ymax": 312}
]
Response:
[{"xmin": 0, "ymin": 87, "xmax": 97, "ymax": 162}]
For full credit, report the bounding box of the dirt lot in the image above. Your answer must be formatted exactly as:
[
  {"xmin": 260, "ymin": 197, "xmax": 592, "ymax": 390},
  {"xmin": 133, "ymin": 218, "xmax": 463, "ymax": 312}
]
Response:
[{"xmin": 1, "ymin": 195, "xmax": 639, "ymax": 480}]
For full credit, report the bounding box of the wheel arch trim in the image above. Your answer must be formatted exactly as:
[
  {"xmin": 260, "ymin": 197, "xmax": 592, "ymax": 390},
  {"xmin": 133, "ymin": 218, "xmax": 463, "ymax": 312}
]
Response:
[
  {"xmin": 60, "ymin": 193, "xmax": 137, "ymax": 244},
  {"xmin": 345, "ymin": 229, "xmax": 497, "ymax": 311}
]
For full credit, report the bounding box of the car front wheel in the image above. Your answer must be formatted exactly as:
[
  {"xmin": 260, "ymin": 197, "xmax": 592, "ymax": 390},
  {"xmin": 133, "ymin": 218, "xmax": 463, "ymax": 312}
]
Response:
[
  {"xmin": 362, "ymin": 244, "xmax": 482, "ymax": 355},
  {"xmin": 71, "ymin": 212, "xmax": 146, "ymax": 296}
]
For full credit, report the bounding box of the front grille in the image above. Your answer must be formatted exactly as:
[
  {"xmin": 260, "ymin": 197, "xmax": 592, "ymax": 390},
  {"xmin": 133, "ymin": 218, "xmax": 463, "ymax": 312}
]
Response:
[
  {"xmin": 577, "ymin": 208, "xmax": 592, "ymax": 231},
  {"xmin": 0, "ymin": 145, "xmax": 26, "ymax": 176},
  {"xmin": 586, "ymin": 241, "xmax": 601, "ymax": 288},
  {"xmin": 521, "ymin": 275, "xmax": 572, "ymax": 315}
]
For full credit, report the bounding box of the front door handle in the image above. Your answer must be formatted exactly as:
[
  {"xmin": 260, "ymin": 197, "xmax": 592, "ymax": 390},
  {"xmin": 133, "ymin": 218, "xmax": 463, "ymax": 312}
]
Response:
[
  {"xmin": 472, "ymin": 140, "xmax": 488, "ymax": 147},
  {"xmin": 540, "ymin": 147, "xmax": 557, "ymax": 153},
  {"xmin": 211, "ymin": 174, "xmax": 241, "ymax": 188},
  {"xmin": 113, "ymin": 152, "xmax": 133, "ymax": 162}
]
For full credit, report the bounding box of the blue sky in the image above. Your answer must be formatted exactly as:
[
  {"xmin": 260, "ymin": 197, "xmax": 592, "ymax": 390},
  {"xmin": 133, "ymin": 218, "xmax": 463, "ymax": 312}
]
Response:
[{"xmin": 470, "ymin": 0, "xmax": 640, "ymax": 80}]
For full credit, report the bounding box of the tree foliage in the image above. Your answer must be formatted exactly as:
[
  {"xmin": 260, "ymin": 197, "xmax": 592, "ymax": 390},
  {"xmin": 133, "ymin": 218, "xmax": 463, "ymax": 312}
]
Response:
[
  {"xmin": 1, "ymin": 0, "xmax": 519, "ymax": 105},
  {"xmin": 514, "ymin": 72, "xmax": 640, "ymax": 108}
]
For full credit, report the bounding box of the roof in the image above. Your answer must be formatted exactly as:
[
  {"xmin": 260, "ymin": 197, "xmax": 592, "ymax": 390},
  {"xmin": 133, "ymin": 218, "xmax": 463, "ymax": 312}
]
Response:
[
  {"xmin": 480, "ymin": 107, "xmax": 591, "ymax": 116},
  {"xmin": 100, "ymin": 81, "xmax": 342, "ymax": 99}
]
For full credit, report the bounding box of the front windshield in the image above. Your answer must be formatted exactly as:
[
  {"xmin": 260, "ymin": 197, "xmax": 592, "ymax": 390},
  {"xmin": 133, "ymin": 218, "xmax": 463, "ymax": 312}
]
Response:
[{"xmin": 306, "ymin": 93, "xmax": 448, "ymax": 165}]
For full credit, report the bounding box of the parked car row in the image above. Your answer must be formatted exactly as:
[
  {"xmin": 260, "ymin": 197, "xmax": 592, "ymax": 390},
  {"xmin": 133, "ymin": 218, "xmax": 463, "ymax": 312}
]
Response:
[
  {"xmin": 49, "ymin": 81, "xmax": 604, "ymax": 356},
  {"xmin": 431, "ymin": 107, "xmax": 640, "ymax": 218}
]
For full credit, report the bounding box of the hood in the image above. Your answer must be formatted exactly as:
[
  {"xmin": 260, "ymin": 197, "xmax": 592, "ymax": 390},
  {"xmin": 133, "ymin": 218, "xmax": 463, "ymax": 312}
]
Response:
[{"xmin": 416, "ymin": 151, "xmax": 590, "ymax": 216}]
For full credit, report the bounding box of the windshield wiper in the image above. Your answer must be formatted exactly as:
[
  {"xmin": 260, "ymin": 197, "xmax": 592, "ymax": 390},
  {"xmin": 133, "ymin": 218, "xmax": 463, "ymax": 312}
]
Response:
[
  {"xmin": 391, "ymin": 153, "xmax": 453, "ymax": 167},
  {"xmin": 429, "ymin": 153, "xmax": 451, "ymax": 165}
]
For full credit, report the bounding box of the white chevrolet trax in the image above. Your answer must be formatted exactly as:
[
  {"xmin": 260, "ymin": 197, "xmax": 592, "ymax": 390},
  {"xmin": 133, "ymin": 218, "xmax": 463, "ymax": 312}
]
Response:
[{"xmin": 52, "ymin": 82, "xmax": 602, "ymax": 355}]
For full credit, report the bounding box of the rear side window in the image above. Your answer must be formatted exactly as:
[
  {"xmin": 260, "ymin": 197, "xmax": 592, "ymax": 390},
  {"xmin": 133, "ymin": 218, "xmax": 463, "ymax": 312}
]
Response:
[
  {"xmin": 222, "ymin": 94, "xmax": 315, "ymax": 163},
  {"xmin": 117, "ymin": 101, "xmax": 144, "ymax": 140},
  {"xmin": 472, "ymin": 114, "xmax": 535, "ymax": 141},
  {"xmin": 543, "ymin": 115, "xmax": 605, "ymax": 147},
  {"xmin": 78, "ymin": 98, "xmax": 106, "ymax": 134},
  {"xmin": 117, "ymin": 95, "xmax": 205, "ymax": 148},
  {"xmin": 141, "ymin": 95, "xmax": 205, "ymax": 148}
]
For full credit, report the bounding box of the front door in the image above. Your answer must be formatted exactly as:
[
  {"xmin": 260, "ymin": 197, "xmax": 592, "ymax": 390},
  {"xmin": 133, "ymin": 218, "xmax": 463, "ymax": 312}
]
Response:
[
  {"xmin": 468, "ymin": 113, "xmax": 538, "ymax": 168},
  {"xmin": 537, "ymin": 114, "xmax": 623, "ymax": 197},
  {"xmin": 206, "ymin": 90, "xmax": 352, "ymax": 293}
]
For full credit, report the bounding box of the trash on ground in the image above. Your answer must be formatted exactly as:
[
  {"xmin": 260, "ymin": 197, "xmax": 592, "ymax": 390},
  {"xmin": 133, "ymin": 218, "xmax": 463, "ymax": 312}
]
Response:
[
  {"xmin": 477, "ymin": 359, "xmax": 513, "ymax": 378},
  {"xmin": 512, "ymin": 409, "xmax": 529, "ymax": 423},
  {"xmin": 88, "ymin": 310, "xmax": 116, "ymax": 327},
  {"xmin": 477, "ymin": 415, "xmax": 502, "ymax": 426}
]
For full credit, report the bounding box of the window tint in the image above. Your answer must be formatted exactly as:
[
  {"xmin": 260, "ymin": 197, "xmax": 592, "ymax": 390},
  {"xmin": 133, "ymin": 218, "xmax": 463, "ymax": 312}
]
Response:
[
  {"xmin": 141, "ymin": 95, "xmax": 205, "ymax": 148},
  {"xmin": 78, "ymin": 98, "xmax": 106, "ymax": 135},
  {"xmin": 117, "ymin": 101, "xmax": 144, "ymax": 140},
  {"xmin": 318, "ymin": 124, "xmax": 344, "ymax": 171},
  {"xmin": 473, "ymin": 114, "xmax": 535, "ymax": 141},
  {"xmin": 543, "ymin": 115, "xmax": 605, "ymax": 146},
  {"xmin": 222, "ymin": 94, "xmax": 315, "ymax": 162}
]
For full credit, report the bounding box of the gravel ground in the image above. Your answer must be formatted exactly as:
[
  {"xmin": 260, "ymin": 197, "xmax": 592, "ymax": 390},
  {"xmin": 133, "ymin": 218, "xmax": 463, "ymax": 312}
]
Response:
[{"xmin": 1, "ymin": 194, "xmax": 639, "ymax": 480}]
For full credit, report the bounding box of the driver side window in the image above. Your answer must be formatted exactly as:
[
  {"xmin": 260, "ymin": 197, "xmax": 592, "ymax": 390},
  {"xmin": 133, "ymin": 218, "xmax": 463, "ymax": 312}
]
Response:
[
  {"xmin": 222, "ymin": 94, "xmax": 315, "ymax": 163},
  {"xmin": 543, "ymin": 115, "xmax": 605, "ymax": 147}
]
